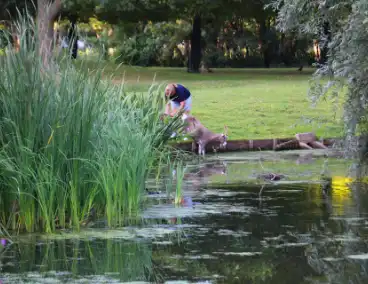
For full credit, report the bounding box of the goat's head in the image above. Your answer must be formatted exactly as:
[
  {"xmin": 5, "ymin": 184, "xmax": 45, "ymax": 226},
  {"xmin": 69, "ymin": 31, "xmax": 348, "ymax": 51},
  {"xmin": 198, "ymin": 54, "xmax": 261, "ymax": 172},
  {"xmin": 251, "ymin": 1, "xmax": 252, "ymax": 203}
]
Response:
[{"xmin": 183, "ymin": 115, "xmax": 199, "ymax": 133}]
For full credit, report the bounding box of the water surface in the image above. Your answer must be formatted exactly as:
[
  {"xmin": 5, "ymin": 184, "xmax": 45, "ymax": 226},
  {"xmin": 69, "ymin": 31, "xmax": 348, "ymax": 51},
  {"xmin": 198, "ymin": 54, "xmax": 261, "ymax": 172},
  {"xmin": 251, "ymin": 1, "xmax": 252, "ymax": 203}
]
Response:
[{"xmin": 1, "ymin": 150, "xmax": 368, "ymax": 284}]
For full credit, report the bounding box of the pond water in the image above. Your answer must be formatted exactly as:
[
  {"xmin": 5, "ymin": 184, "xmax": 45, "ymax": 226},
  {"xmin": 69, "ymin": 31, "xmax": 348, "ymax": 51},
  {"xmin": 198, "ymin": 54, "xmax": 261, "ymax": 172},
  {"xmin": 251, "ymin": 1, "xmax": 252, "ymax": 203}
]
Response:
[{"xmin": 1, "ymin": 150, "xmax": 368, "ymax": 284}]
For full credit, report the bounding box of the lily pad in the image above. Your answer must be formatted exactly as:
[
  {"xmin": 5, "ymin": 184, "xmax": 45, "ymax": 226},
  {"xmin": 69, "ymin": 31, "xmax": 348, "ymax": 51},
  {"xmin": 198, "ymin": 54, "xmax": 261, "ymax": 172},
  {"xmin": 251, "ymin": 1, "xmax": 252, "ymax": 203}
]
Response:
[
  {"xmin": 213, "ymin": 251, "xmax": 262, "ymax": 256},
  {"xmin": 346, "ymin": 254, "xmax": 368, "ymax": 260},
  {"xmin": 31, "ymin": 226, "xmax": 185, "ymax": 241}
]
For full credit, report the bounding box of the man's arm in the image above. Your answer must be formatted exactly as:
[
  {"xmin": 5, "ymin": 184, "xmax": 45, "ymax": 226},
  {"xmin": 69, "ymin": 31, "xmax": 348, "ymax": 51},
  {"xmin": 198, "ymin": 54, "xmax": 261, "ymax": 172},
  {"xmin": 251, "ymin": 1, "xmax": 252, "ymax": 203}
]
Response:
[{"xmin": 170, "ymin": 101, "xmax": 185, "ymax": 116}]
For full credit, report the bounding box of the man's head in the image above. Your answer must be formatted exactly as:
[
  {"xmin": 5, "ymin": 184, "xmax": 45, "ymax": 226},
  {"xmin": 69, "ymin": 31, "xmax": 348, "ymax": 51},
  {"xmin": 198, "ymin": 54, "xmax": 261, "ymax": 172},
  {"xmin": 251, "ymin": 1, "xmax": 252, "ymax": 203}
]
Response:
[{"xmin": 165, "ymin": 84, "xmax": 177, "ymax": 99}]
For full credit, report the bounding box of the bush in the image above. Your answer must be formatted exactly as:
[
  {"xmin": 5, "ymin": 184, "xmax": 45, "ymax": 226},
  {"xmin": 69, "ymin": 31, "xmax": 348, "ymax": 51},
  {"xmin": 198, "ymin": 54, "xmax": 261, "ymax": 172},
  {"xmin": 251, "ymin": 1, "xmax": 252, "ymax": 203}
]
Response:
[
  {"xmin": 115, "ymin": 21, "xmax": 191, "ymax": 67},
  {"xmin": 116, "ymin": 33, "xmax": 161, "ymax": 66},
  {"xmin": 0, "ymin": 16, "xmax": 183, "ymax": 233},
  {"xmin": 202, "ymin": 45, "xmax": 228, "ymax": 68}
]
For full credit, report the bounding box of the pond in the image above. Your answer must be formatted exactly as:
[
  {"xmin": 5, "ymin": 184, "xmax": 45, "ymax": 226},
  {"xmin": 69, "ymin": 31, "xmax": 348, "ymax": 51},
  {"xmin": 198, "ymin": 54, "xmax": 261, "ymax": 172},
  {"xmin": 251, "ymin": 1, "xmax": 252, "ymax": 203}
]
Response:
[{"xmin": 1, "ymin": 150, "xmax": 368, "ymax": 284}]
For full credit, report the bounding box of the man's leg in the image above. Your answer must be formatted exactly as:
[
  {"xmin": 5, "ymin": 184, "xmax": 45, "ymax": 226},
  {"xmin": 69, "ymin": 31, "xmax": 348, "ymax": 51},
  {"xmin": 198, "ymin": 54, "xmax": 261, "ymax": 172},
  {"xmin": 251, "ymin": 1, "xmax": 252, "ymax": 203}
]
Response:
[
  {"xmin": 164, "ymin": 102, "xmax": 171, "ymax": 115},
  {"xmin": 180, "ymin": 96, "xmax": 192, "ymax": 140},
  {"xmin": 182, "ymin": 96, "xmax": 192, "ymax": 117},
  {"xmin": 169, "ymin": 101, "xmax": 180, "ymax": 138}
]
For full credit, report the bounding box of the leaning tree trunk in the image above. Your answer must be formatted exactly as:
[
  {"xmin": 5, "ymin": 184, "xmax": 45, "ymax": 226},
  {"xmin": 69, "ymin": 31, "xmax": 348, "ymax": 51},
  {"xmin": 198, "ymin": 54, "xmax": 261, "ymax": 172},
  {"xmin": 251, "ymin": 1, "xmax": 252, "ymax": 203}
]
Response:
[
  {"xmin": 188, "ymin": 14, "xmax": 201, "ymax": 73},
  {"xmin": 37, "ymin": 0, "xmax": 62, "ymax": 67}
]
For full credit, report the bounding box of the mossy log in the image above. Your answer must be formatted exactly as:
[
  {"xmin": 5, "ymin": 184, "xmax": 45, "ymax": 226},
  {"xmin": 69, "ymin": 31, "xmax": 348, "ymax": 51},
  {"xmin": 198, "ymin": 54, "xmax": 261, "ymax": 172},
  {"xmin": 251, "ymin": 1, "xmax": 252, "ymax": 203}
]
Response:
[{"xmin": 172, "ymin": 137, "xmax": 339, "ymax": 153}]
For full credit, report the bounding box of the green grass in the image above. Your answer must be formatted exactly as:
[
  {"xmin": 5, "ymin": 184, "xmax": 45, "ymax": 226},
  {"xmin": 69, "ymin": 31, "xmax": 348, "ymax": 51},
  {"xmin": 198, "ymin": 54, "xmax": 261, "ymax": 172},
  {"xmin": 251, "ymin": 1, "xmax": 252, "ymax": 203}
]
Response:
[{"xmin": 79, "ymin": 62, "xmax": 345, "ymax": 140}]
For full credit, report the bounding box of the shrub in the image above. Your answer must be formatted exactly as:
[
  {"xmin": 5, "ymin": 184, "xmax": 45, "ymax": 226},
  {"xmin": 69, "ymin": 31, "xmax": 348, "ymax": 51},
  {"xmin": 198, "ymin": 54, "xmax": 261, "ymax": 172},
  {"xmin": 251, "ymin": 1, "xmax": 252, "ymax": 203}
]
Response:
[{"xmin": 115, "ymin": 21, "xmax": 191, "ymax": 67}]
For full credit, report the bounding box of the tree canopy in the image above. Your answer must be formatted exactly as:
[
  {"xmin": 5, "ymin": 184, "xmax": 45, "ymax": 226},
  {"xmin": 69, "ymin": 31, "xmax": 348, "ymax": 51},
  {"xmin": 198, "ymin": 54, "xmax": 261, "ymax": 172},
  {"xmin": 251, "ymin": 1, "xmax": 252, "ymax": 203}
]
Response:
[{"xmin": 270, "ymin": 0, "xmax": 368, "ymax": 158}]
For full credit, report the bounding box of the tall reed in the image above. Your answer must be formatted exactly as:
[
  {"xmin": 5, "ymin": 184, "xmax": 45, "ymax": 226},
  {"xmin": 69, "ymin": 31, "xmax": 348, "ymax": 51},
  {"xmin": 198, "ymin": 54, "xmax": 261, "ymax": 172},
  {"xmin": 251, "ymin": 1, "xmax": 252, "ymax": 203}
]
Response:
[
  {"xmin": 174, "ymin": 161, "xmax": 186, "ymax": 205},
  {"xmin": 162, "ymin": 157, "xmax": 188, "ymax": 205},
  {"xmin": 0, "ymin": 12, "xmax": 183, "ymax": 233}
]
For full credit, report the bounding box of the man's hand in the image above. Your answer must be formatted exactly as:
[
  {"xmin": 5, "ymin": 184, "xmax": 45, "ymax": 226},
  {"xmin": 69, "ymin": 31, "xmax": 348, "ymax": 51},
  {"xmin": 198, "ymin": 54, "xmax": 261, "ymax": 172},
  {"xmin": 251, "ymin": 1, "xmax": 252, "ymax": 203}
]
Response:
[
  {"xmin": 160, "ymin": 113, "xmax": 168, "ymax": 121},
  {"xmin": 170, "ymin": 102, "xmax": 185, "ymax": 116}
]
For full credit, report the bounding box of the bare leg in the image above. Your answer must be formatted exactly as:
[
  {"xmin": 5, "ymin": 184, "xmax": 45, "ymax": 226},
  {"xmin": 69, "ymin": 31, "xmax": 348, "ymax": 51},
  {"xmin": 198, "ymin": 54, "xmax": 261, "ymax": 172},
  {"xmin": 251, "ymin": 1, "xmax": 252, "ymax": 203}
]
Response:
[
  {"xmin": 164, "ymin": 102, "xmax": 171, "ymax": 115},
  {"xmin": 164, "ymin": 102, "xmax": 178, "ymax": 138}
]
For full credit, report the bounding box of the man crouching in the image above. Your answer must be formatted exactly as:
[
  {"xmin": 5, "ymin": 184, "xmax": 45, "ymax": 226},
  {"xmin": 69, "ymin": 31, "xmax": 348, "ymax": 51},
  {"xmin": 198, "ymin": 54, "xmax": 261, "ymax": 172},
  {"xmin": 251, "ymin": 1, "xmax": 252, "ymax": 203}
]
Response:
[
  {"xmin": 164, "ymin": 83, "xmax": 192, "ymax": 138},
  {"xmin": 164, "ymin": 83, "xmax": 192, "ymax": 117}
]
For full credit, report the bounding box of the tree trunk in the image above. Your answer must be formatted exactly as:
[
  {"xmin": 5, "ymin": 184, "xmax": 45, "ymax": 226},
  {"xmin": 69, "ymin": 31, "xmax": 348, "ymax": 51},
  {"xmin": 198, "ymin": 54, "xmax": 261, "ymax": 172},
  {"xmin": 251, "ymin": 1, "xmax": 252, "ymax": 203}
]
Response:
[
  {"xmin": 37, "ymin": 0, "xmax": 62, "ymax": 67},
  {"xmin": 188, "ymin": 14, "xmax": 201, "ymax": 73},
  {"xmin": 184, "ymin": 39, "xmax": 191, "ymax": 71},
  {"xmin": 319, "ymin": 21, "xmax": 330, "ymax": 65},
  {"xmin": 259, "ymin": 20, "xmax": 271, "ymax": 68},
  {"xmin": 280, "ymin": 33, "xmax": 291, "ymax": 66},
  {"xmin": 68, "ymin": 19, "xmax": 78, "ymax": 59},
  {"xmin": 245, "ymin": 44, "xmax": 249, "ymax": 58}
]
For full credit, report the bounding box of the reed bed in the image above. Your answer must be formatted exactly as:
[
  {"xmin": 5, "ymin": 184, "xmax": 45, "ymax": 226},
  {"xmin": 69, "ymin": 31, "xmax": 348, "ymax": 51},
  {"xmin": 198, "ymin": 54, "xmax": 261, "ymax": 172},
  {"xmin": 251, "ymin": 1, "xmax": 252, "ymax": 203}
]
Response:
[{"xmin": 0, "ymin": 14, "xmax": 183, "ymax": 233}]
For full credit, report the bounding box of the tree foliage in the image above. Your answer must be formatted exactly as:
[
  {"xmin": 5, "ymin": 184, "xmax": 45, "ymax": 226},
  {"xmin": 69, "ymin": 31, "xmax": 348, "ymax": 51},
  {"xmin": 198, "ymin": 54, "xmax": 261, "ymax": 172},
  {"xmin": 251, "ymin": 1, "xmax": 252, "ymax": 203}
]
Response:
[
  {"xmin": 270, "ymin": 0, "xmax": 368, "ymax": 158},
  {"xmin": 112, "ymin": 20, "xmax": 190, "ymax": 67},
  {"xmin": 94, "ymin": 0, "xmax": 172, "ymax": 24}
]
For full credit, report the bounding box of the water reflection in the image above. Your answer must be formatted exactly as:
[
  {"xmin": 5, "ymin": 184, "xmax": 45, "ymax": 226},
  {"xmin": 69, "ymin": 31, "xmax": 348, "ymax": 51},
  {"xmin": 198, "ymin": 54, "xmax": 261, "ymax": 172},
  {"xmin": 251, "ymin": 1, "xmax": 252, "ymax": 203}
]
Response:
[
  {"xmin": 0, "ymin": 238, "xmax": 160, "ymax": 283},
  {"xmin": 184, "ymin": 161, "xmax": 229, "ymax": 189}
]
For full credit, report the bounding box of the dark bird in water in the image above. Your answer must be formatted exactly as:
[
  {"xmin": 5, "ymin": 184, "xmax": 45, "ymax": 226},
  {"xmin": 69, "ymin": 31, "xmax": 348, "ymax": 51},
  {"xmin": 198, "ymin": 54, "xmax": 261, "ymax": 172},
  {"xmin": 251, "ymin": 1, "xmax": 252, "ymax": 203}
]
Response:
[
  {"xmin": 81, "ymin": 207, "xmax": 97, "ymax": 227},
  {"xmin": 258, "ymin": 173, "xmax": 286, "ymax": 181},
  {"xmin": 297, "ymin": 66, "xmax": 303, "ymax": 72}
]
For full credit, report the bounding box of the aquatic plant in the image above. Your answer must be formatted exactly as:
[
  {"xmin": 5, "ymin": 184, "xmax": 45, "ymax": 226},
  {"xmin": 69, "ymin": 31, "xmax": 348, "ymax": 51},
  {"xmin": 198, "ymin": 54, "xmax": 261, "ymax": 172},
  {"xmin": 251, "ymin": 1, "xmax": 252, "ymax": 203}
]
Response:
[
  {"xmin": 174, "ymin": 160, "xmax": 186, "ymax": 205},
  {"xmin": 164, "ymin": 157, "xmax": 176, "ymax": 197},
  {"xmin": 0, "ymin": 14, "xmax": 183, "ymax": 233},
  {"xmin": 162, "ymin": 157, "xmax": 188, "ymax": 205}
]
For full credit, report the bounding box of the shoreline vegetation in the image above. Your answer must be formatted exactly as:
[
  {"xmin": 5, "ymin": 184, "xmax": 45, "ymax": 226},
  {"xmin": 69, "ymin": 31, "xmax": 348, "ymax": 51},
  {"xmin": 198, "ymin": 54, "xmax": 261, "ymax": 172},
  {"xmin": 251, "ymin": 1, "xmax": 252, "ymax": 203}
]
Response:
[{"xmin": 0, "ymin": 17, "xmax": 188, "ymax": 234}]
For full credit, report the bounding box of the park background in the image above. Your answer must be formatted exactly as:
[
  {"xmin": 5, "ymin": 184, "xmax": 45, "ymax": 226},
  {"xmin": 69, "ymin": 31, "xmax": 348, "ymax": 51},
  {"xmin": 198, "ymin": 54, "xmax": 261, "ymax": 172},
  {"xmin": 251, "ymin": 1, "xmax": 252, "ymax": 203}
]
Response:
[{"xmin": 0, "ymin": 0, "xmax": 344, "ymax": 140}]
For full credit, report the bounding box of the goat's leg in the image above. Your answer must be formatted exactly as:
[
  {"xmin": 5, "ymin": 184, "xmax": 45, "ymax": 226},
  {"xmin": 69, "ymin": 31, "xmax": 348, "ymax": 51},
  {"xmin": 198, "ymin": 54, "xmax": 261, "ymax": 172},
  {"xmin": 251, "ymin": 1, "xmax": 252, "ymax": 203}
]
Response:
[
  {"xmin": 200, "ymin": 142, "xmax": 206, "ymax": 156},
  {"xmin": 197, "ymin": 141, "xmax": 206, "ymax": 156},
  {"xmin": 198, "ymin": 143, "xmax": 202, "ymax": 155},
  {"xmin": 200, "ymin": 146, "xmax": 205, "ymax": 156},
  {"xmin": 192, "ymin": 141, "xmax": 196, "ymax": 152},
  {"xmin": 299, "ymin": 142, "xmax": 313, "ymax": 150}
]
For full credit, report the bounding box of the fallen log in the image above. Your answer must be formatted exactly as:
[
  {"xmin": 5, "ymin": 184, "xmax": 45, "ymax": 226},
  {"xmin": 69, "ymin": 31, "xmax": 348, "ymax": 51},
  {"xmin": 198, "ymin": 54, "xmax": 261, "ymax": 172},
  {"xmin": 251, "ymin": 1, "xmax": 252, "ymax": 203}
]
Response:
[{"xmin": 172, "ymin": 137, "xmax": 340, "ymax": 153}]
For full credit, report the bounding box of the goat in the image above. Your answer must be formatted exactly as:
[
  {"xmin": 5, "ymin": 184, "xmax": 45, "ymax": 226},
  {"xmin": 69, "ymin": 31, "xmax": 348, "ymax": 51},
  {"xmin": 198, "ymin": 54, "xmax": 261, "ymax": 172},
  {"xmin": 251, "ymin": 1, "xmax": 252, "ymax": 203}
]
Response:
[{"xmin": 182, "ymin": 115, "xmax": 228, "ymax": 156}]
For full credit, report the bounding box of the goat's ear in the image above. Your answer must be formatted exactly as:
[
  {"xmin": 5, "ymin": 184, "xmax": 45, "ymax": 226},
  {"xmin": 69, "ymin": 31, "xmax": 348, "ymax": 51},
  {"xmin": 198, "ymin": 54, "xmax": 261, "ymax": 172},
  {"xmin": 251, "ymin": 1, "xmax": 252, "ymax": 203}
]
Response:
[{"xmin": 223, "ymin": 125, "xmax": 228, "ymax": 136}]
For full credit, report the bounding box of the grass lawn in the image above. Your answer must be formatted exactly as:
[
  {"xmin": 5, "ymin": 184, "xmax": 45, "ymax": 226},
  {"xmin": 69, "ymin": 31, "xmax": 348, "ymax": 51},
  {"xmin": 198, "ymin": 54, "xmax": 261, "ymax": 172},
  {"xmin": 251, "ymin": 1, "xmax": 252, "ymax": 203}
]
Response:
[{"xmin": 81, "ymin": 62, "xmax": 344, "ymax": 140}]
